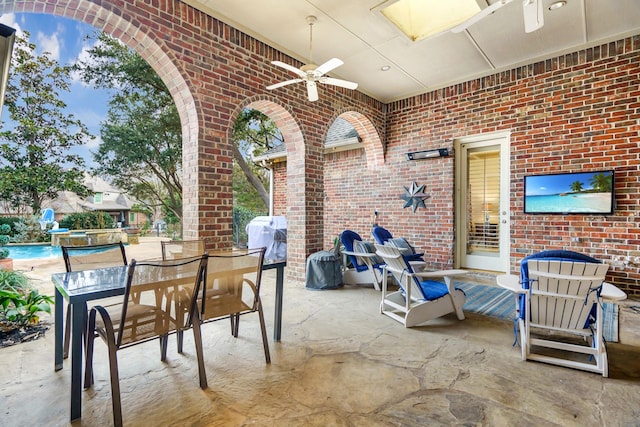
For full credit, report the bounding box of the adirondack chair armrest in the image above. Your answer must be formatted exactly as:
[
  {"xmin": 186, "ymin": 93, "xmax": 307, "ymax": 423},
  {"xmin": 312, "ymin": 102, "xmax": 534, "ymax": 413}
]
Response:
[
  {"xmin": 496, "ymin": 274, "xmax": 527, "ymax": 294},
  {"xmin": 413, "ymin": 269, "xmax": 467, "ymax": 281},
  {"xmin": 342, "ymin": 250, "xmax": 377, "ymax": 258},
  {"xmin": 601, "ymin": 282, "xmax": 627, "ymax": 302}
]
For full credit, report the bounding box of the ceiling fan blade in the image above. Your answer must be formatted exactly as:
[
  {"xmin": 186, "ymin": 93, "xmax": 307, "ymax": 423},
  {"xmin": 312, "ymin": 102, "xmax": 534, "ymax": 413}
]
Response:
[
  {"xmin": 523, "ymin": 0, "xmax": 544, "ymax": 33},
  {"xmin": 306, "ymin": 81, "xmax": 319, "ymax": 102},
  {"xmin": 319, "ymin": 77, "xmax": 358, "ymax": 90},
  {"xmin": 266, "ymin": 79, "xmax": 303, "ymax": 90},
  {"xmin": 314, "ymin": 58, "xmax": 344, "ymax": 75},
  {"xmin": 271, "ymin": 61, "xmax": 306, "ymax": 78},
  {"xmin": 451, "ymin": 0, "xmax": 513, "ymax": 33}
]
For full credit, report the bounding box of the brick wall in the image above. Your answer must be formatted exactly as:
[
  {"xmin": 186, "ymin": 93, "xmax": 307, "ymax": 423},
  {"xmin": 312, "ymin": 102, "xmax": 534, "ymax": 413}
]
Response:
[
  {"xmin": 325, "ymin": 37, "xmax": 640, "ymax": 295},
  {"xmin": 278, "ymin": 37, "xmax": 640, "ymax": 295},
  {"xmin": 12, "ymin": 0, "xmax": 384, "ymax": 280},
  {"xmin": 6, "ymin": 0, "xmax": 639, "ymax": 293},
  {"xmin": 271, "ymin": 161, "xmax": 287, "ymax": 216}
]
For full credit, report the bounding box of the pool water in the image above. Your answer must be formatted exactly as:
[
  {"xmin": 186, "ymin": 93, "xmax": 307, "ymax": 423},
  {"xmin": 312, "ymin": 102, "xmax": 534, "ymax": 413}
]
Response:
[
  {"xmin": 6, "ymin": 244, "xmax": 123, "ymax": 260},
  {"xmin": 6, "ymin": 244, "xmax": 62, "ymax": 260}
]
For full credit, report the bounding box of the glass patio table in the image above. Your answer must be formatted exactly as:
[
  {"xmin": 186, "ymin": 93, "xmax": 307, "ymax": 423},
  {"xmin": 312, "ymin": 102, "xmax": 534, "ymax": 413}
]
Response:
[{"xmin": 51, "ymin": 259, "xmax": 286, "ymax": 422}]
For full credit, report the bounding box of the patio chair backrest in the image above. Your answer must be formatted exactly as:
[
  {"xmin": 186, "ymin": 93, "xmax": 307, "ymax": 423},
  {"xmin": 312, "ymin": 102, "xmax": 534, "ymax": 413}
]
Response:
[
  {"xmin": 374, "ymin": 243, "xmax": 425, "ymax": 300},
  {"xmin": 62, "ymin": 242, "xmax": 128, "ymax": 272},
  {"xmin": 199, "ymin": 247, "xmax": 266, "ymax": 321},
  {"xmin": 520, "ymin": 250, "xmax": 600, "ymax": 288},
  {"xmin": 372, "ymin": 226, "xmax": 393, "ymax": 244},
  {"xmin": 519, "ymin": 250, "xmax": 602, "ymax": 323},
  {"xmin": 118, "ymin": 255, "xmax": 207, "ymax": 348},
  {"xmin": 526, "ymin": 260, "xmax": 609, "ymax": 331},
  {"xmin": 340, "ymin": 230, "xmax": 370, "ymax": 271},
  {"xmin": 161, "ymin": 239, "xmax": 205, "ymax": 260},
  {"xmin": 373, "ymin": 226, "xmax": 424, "ymax": 263}
]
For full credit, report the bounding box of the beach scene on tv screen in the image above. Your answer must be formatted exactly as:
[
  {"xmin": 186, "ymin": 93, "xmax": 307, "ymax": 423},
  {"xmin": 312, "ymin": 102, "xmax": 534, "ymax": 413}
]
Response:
[{"xmin": 525, "ymin": 171, "xmax": 613, "ymax": 213}]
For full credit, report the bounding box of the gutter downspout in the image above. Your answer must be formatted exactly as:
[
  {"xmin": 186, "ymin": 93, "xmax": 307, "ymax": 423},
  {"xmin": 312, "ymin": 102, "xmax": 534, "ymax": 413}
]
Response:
[{"xmin": 261, "ymin": 160, "xmax": 274, "ymax": 215}]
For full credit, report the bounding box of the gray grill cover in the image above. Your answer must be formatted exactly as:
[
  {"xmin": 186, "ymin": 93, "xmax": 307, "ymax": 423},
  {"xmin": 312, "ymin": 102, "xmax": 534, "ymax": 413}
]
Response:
[
  {"xmin": 305, "ymin": 250, "xmax": 342, "ymax": 290},
  {"xmin": 246, "ymin": 216, "xmax": 286, "ymax": 261}
]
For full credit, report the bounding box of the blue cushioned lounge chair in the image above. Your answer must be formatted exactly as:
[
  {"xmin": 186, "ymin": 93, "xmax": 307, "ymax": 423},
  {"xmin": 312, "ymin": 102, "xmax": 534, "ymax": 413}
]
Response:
[
  {"xmin": 501, "ymin": 250, "xmax": 612, "ymax": 376},
  {"xmin": 375, "ymin": 243, "xmax": 466, "ymax": 327},
  {"xmin": 372, "ymin": 226, "xmax": 425, "ymax": 263},
  {"xmin": 340, "ymin": 230, "xmax": 385, "ymax": 290}
]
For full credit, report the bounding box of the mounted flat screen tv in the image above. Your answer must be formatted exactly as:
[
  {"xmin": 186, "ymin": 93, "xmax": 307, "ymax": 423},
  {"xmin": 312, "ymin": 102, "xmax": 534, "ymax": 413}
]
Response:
[{"xmin": 524, "ymin": 170, "xmax": 614, "ymax": 214}]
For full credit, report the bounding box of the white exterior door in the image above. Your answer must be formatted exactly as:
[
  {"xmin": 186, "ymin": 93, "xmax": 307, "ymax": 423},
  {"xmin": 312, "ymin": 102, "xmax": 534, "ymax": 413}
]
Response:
[{"xmin": 455, "ymin": 133, "xmax": 510, "ymax": 272}]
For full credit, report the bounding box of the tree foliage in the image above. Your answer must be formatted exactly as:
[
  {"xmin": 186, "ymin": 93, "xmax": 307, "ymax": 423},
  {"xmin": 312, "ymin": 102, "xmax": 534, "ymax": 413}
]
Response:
[
  {"xmin": 59, "ymin": 211, "xmax": 115, "ymax": 230},
  {"xmin": 0, "ymin": 33, "xmax": 91, "ymax": 214},
  {"xmin": 232, "ymin": 109, "xmax": 283, "ymax": 210},
  {"xmin": 74, "ymin": 32, "xmax": 183, "ymax": 220},
  {"xmin": 76, "ymin": 32, "xmax": 282, "ymax": 223}
]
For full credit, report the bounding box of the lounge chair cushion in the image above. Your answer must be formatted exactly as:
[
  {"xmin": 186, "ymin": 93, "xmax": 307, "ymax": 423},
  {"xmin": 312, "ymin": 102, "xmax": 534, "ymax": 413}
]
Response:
[
  {"xmin": 354, "ymin": 240, "xmax": 382, "ymax": 264},
  {"xmin": 418, "ymin": 280, "xmax": 450, "ymax": 301},
  {"xmin": 388, "ymin": 238, "xmax": 416, "ymax": 254},
  {"xmin": 372, "ymin": 226, "xmax": 393, "ymax": 244}
]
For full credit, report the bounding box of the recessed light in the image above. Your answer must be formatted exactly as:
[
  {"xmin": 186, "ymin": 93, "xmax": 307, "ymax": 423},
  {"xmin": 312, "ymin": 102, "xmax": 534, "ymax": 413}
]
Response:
[
  {"xmin": 381, "ymin": 65, "xmax": 391, "ymax": 71},
  {"xmin": 548, "ymin": 1, "xmax": 566, "ymax": 11}
]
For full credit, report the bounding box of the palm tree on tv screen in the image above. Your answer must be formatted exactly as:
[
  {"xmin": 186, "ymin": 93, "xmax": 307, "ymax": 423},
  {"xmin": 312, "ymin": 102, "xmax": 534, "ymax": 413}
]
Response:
[
  {"xmin": 570, "ymin": 181, "xmax": 584, "ymax": 193},
  {"xmin": 590, "ymin": 172, "xmax": 612, "ymax": 192}
]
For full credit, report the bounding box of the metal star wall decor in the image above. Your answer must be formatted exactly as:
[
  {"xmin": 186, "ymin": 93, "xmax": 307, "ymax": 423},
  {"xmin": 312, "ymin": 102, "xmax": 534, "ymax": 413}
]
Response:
[{"xmin": 400, "ymin": 182, "xmax": 431, "ymax": 212}]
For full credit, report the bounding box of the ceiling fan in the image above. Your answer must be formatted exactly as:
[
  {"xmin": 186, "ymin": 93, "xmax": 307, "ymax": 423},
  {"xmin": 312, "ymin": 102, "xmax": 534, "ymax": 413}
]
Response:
[
  {"xmin": 451, "ymin": 0, "xmax": 544, "ymax": 34},
  {"xmin": 266, "ymin": 15, "xmax": 358, "ymax": 102}
]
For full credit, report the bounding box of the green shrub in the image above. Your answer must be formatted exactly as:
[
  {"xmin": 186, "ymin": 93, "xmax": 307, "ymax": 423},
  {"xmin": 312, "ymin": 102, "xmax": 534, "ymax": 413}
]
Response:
[
  {"xmin": 59, "ymin": 211, "xmax": 115, "ymax": 230},
  {"xmin": 11, "ymin": 216, "xmax": 50, "ymax": 243},
  {"xmin": 0, "ymin": 270, "xmax": 53, "ymax": 329},
  {"xmin": 0, "ymin": 269, "xmax": 30, "ymax": 293},
  {"xmin": 0, "ymin": 217, "xmax": 20, "ymax": 237},
  {"xmin": 0, "ymin": 224, "xmax": 10, "ymax": 260}
]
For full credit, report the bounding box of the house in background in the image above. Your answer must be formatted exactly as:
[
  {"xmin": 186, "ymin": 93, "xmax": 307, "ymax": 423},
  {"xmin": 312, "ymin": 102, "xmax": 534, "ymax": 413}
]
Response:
[
  {"xmin": 44, "ymin": 175, "xmax": 147, "ymax": 228},
  {"xmin": 254, "ymin": 117, "xmax": 362, "ymax": 216}
]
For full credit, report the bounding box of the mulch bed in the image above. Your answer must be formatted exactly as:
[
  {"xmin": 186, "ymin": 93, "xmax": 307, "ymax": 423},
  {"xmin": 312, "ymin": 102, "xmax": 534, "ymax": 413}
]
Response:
[{"xmin": 0, "ymin": 323, "xmax": 50, "ymax": 348}]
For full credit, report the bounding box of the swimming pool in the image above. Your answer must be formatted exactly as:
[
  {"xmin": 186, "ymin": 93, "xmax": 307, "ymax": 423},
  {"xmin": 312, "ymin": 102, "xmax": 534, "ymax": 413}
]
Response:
[
  {"xmin": 6, "ymin": 244, "xmax": 62, "ymax": 260},
  {"xmin": 6, "ymin": 244, "xmax": 124, "ymax": 260}
]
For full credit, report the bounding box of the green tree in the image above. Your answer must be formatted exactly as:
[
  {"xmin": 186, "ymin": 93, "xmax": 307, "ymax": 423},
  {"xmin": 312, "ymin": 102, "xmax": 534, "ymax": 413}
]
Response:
[
  {"xmin": 76, "ymin": 33, "xmax": 281, "ymax": 221},
  {"xmin": 570, "ymin": 180, "xmax": 584, "ymax": 192},
  {"xmin": 232, "ymin": 109, "xmax": 283, "ymax": 209},
  {"xmin": 74, "ymin": 32, "xmax": 183, "ymax": 220},
  {"xmin": 0, "ymin": 33, "xmax": 91, "ymax": 213}
]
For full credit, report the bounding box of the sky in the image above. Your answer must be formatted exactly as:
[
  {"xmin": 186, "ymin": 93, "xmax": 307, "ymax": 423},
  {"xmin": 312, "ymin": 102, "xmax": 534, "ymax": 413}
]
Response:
[
  {"xmin": 524, "ymin": 171, "xmax": 605, "ymax": 196},
  {"xmin": 0, "ymin": 12, "xmax": 113, "ymax": 168}
]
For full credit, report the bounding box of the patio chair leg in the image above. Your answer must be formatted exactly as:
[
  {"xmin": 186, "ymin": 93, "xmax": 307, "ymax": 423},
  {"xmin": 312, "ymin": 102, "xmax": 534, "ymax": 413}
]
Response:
[
  {"xmin": 107, "ymin": 342, "xmax": 123, "ymax": 427},
  {"xmin": 232, "ymin": 313, "xmax": 240, "ymax": 337},
  {"xmin": 84, "ymin": 310, "xmax": 97, "ymax": 388},
  {"xmin": 160, "ymin": 334, "xmax": 168, "ymax": 361},
  {"xmin": 257, "ymin": 299, "xmax": 271, "ymax": 364},
  {"xmin": 229, "ymin": 314, "xmax": 236, "ymax": 337},
  {"xmin": 191, "ymin": 315, "xmax": 208, "ymax": 389},
  {"xmin": 177, "ymin": 330, "xmax": 184, "ymax": 353},
  {"xmin": 63, "ymin": 308, "xmax": 71, "ymax": 359}
]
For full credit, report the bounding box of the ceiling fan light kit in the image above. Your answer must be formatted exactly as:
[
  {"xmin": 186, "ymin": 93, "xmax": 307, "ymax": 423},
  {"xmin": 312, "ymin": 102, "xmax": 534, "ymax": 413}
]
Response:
[
  {"xmin": 522, "ymin": 0, "xmax": 544, "ymax": 33},
  {"xmin": 451, "ymin": 0, "xmax": 545, "ymax": 34},
  {"xmin": 266, "ymin": 15, "xmax": 358, "ymax": 102}
]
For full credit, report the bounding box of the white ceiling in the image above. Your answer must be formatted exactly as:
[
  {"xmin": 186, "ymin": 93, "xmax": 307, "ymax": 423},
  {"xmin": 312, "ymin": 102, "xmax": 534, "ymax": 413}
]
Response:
[{"xmin": 182, "ymin": 0, "xmax": 640, "ymax": 103}]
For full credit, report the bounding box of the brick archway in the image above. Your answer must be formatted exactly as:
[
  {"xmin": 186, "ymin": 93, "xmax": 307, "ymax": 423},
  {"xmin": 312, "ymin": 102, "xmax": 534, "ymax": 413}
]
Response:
[
  {"xmin": 335, "ymin": 111, "xmax": 385, "ymax": 168},
  {"xmin": 236, "ymin": 98, "xmax": 310, "ymax": 279},
  {"xmin": 5, "ymin": 0, "xmax": 386, "ymax": 281},
  {"xmin": 3, "ymin": 0, "xmax": 202, "ymax": 238}
]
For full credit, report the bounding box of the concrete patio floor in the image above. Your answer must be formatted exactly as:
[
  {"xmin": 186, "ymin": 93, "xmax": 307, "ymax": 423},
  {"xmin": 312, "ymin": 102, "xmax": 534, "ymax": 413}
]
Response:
[{"xmin": 2, "ymin": 237, "xmax": 640, "ymax": 426}]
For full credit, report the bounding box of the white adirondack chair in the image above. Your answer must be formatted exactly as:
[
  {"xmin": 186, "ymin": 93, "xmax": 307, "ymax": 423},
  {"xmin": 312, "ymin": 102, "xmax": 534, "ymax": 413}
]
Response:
[
  {"xmin": 520, "ymin": 260, "xmax": 610, "ymax": 376},
  {"xmin": 375, "ymin": 244, "xmax": 466, "ymax": 327}
]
